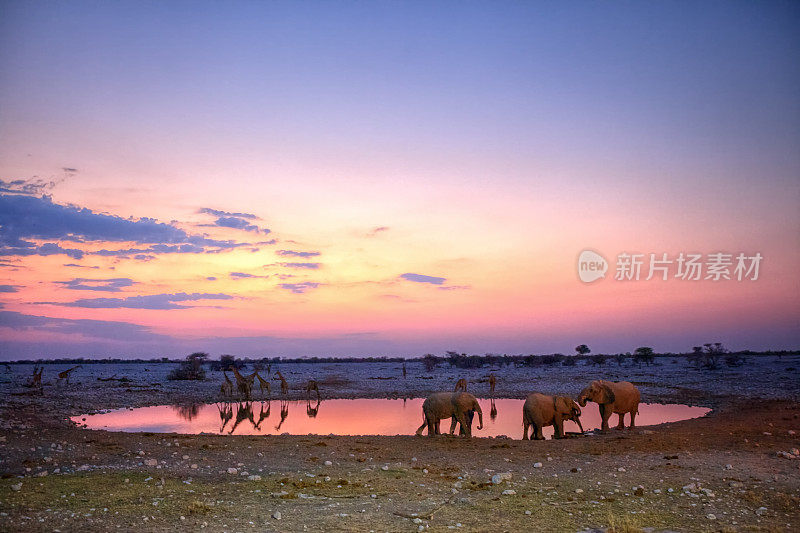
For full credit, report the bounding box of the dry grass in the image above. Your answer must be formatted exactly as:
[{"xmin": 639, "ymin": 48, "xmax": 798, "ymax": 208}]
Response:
[{"xmin": 606, "ymin": 512, "xmax": 643, "ymax": 533}]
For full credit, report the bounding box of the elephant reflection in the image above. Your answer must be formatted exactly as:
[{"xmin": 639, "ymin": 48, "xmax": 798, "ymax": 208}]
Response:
[{"xmin": 307, "ymin": 398, "xmax": 320, "ymax": 418}]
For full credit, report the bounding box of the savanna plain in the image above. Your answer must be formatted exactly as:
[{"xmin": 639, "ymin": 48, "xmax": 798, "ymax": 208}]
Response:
[{"xmin": 0, "ymin": 355, "xmax": 798, "ymax": 533}]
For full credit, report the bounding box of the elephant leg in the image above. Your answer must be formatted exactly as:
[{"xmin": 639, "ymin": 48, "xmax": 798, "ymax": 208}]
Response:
[
  {"xmin": 629, "ymin": 409, "xmax": 637, "ymax": 429},
  {"xmin": 600, "ymin": 405, "xmax": 611, "ymax": 432},
  {"xmin": 522, "ymin": 419, "xmax": 530, "ymax": 440},
  {"xmin": 457, "ymin": 413, "xmax": 471, "ymax": 437},
  {"xmin": 554, "ymin": 417, "xmax": 564, "ymax": 439},
  {"xmin": 449, "ymin": 417, "xmax": 458, "ymax": 435},
  {"xmin": 616, "ymin": 412, "xmax": 625, "ymax": 430},
  {"xmin": 534, "ymin": 424, "xmax": 544, "ymax": 440}
]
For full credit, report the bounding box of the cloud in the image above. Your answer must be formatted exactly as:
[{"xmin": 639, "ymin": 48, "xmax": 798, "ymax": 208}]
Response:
[
  {"xmin": 280, "ymin": 262, "xmax": 320, "ymax": 269},
  {"xmin": 368, "ymin": 226, "xmax": 390, "ymax": 236},
  {"xmin": 438, "ymin": 285, "xmax": 470, "ymax": 291},
  {"xmin": 0, "ymin": 194, "xmax": 252, "ymax": 260},
  {"xmin": 229, "ymin": 272, "xmax": 268, "ymax": 280},
  {"xmin": 206, "ymin": 276, "xmax": 217, "ymax": 281},
  {"xmin": 276, "ymin": 250, "xmax": 320, "ymax": 258},
  {"xmin": 55, "ymin": 278, "xmax": 135, "ymax": 292},
  {"xmin": 198, "ymin": 207, "xmax": 259, "ymax": 220},
  {"xmin": 39, "ymin": 292, "xmax": 234, "ymax": 310},
  {"xmin": 0, "ymin": 310, "xmax": 169, "ymax": 343},
  {"xmin": 0, "ymin": 285, "xmax": 19, "ymax": 293},
  {"xmin": 400, "ymin": 273, "xmax": 446, "ymax": 285},
  {"xmin": 0, "ymin": 178, "xmax": 58, "ymax": 196},
  {"xmin": 279, "ymin": 282, "xmax": 320, "ymax": 294},
  {"xmin": 64, "ymin": 263, "xmax": 100, "ymax": 269}
]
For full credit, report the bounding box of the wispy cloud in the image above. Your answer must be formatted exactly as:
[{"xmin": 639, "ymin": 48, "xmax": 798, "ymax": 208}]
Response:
[
  {"xmin": 39, "ymin": 292, "xmax": 234, "ymax": 310},
  {"xmin": 276, "ymin": 250, "xmax": 320, "ymax": 258},
  {"xmin": 400, "ymin": 273, "xmax": 446, "ymax": 285},
  {"xmin": 279, "ymin": 282, "xmax": 320, "ymax": 294},
  {"xmin": 198, "ymin": 207, "xmax": 259, "ymax": 220},
  {"xmin": 55, "ymin": 278, "xmax": 135, "ymax": 292},
  {"xmin": 368, "ymin": 226, "xmax": 390, "ymax": 236},
  {"xmin": 0, "ymin": 285, "xmax": 20, "ymax": 293},
  {"xmin": 279, "ymin": 262, "xmax": 320, "ymax": 269},
  {"xmin": 229, "ymin": 272, "xmax": 268, "ymax": 280}
]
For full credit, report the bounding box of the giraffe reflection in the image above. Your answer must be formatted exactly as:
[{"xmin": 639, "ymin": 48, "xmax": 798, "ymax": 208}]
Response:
[
  {"xmin": 229, "ymin": 402, "xmax": 255, "ymax": 434},
  {"xmin": 254, "ymin": 401, "xmax": 271, "ymax": 431},
  {"xmin": 490, "ymin": 399, "xmax": 498, "ymax": 421},
  {"xmin": 216, "ymin": 402, "xmax": 233, "ymax": 432},
  {"xmin": 275, "ymin": 400, "xmax": 289, "ymax": 431}
]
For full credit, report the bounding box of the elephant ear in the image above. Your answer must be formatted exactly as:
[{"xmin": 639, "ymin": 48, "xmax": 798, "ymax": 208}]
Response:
[
  {"xmin": 555, "ymin": 396, "xmax": 573, "ymax": 414},
  {"xmin": 599, "ymin": 383, "xmax": 616, "ymax": 404}
]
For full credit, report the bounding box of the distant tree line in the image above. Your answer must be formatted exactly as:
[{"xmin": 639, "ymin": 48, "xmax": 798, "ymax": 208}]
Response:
[{"xmin": 4, "ymin": 348, "xmax": 797, "ymax": 367}]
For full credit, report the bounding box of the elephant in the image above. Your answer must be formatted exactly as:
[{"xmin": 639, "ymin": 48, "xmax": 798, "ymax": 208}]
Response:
[
  {"xmin": 522, "ymin": 393, "xmax": 584, "ymax": 440},
  {"xmin": 577, "ymin": 380, "xmax": 640, "ymax": 431},
  {"xmin": 415, "ymin": 392, "xmax": 484, "ymax": 437}
]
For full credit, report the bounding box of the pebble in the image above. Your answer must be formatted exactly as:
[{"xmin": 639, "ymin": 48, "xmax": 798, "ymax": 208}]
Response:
[
  {"xmin": 575, "ymin": 489, "xmax": 584, "ymax": 494},
  {"xmin": 502, "ymin": 489, "xmax": 516, "ymax": 495},
  {"xmin": 144, "ymin": 459, "xmax": 157, "ymax": 467},
  {"xmin": 755, "ymin": 507, "xmax": 767, "ymax": 516},
  {"xmin": 324, "ymin": 460, "xmax": 333, "ymax": 466},
  {"xmin": 381, "ymin": 465, "xmax": 389, "ymax": 471},
  {"xmin": 11, "ymin": 483, "xmax": 22, "ymax": 491},
  {"xmin": 524, "ymin": 510, "xmax": 531, "ymax": 516},
  {"xmin": 247, "ymin": 475, "xmax": 261, "ymax": 481},
  {"xmin": 491, "ymin": 472, "xmax": 512, "ymax": 484},
  {"xmin": 227, "ymin": 468, "xmax": 238, "ymax": 475},
  {"xmin": 617, "ymin": 467, "xmax": 626, "ymax": 472},
  {"xmin": 707, "ymin": 514, "xmax": 716, "ymax": 520},
  {"xmin": 272, "ymin": 511, "xmax": 281, "ymax": 520},
  {"xmin": 533, "ymin": 462, "xmax": 543, "ymax": 468}
]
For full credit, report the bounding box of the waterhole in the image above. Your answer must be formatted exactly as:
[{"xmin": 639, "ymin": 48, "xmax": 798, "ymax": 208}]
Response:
[{"xmin": 73, "ymin": 399, "xmax": 710, "ymax": 439}]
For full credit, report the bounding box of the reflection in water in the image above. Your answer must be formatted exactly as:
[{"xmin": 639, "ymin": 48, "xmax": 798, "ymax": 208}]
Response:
[
  {"xmin": 275, "ymin": 400, "xmax": 289, "ymax": 431},
  {"xmin": 307, "ymin": 399, "xmax": 320, "ymax": 418},
  {"xmin": 217, "ymin": 402, "xmax": 233, "ymax": 432},
  {"xmin": 75, "ymin": 399, "xmax": 710, "ymax": 439},
  {"xmin": 254, "ymin": 401, "xmax": 271, "ymax": 430},
  {"xmin": 173, "ymin": 403, "xmax": 201, "ymax": 421}
]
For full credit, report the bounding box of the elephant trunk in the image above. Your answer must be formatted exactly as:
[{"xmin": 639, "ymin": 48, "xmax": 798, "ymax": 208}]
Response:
[
  {"xmin": 576, "ymin": 417, "xmax": 584, "ymax": 433},
  {"xmin": 577, "ymin": 391, "xmax": 589, "ymax": 407},
  {"xmin": 475, "ymin": 402, "xmax": 483, "ymax": 430}
]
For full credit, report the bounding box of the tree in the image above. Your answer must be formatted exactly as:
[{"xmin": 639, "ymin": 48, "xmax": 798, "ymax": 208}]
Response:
[
  {"xmin": 633, "ymin": 347, "xmax": 655, "ymax": 366},
  {"xmin": 168, "ymin": 352, "xmax": 208, "ymax": 380},
  {"xmin": 422, "ymin": 354, "xmax": 439, "ymax": 372},
  {"xmin": 575, "ymin": 344, "xmax": 591, "ymax": 356}
]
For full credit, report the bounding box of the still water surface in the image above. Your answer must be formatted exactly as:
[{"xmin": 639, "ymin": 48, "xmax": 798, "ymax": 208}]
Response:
[{"xmin": 74, "ymin": 399, "xmax": 710, "ymax": 440}]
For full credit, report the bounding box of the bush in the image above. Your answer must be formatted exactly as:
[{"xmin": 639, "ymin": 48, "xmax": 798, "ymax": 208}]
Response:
[
  {"xmin": 168, "ymin": 352, "xmax": 208, "ymax": 381},
  {"xmin": 725, "ymin": 354, "xmax": 745, "ymax": 367},
  {"xmin": 422, "ymin": 354, "xmax": 439, "ymax": 372},
  {"xmin": 615, "ymin": 353, "xmax": 628, "ymax": 366},
  {"xmin": 562, "ymin": 357, "xmax": 577, "ymax": 366},
  {"xmin": 541, "ymin": 354, "xmax": 564, "ymax": 366},
  {"xmin": 591, "ymin": 354, "xmax": 607, "ymax": 366}
]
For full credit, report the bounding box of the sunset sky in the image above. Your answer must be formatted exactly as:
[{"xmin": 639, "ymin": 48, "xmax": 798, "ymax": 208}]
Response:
[{"xmin": 1, "ymin": 2, "xmax": 798, "ymax": 359}]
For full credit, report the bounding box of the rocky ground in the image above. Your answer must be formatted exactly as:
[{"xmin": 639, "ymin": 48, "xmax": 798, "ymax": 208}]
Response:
[{"xmin": 0, "ymin": 356, "xmax": 798, "ymax": 532}]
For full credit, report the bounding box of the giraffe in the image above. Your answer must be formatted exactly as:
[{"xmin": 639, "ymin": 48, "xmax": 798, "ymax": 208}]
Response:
[
  {"xmin": 252, "ymin": 371, "xmax": 271, "ymax": 397},
  {"xmin": 231, "ymin": 366, "xmax": 254, "ymax": 400},
  {"xmin": 454, "ymin": 378, "xmax": 467, "ymax": 392},
  {"xmin": 220, "ymin": 371, "xmax": 234, "ymax": 397},
  {"xmin": 28, "ymin": 365, "xmax": 43, "ymax": 389},
  {"xmin": 305, "ymin": 379, "xmax": 320, "ymax": 401},
  {"xmin": 274, "ymin": 371, "xmax": 289, "ymax": 395},
  {"xmin": 402, "ymin": 362, "xmax": 407, "ymax": 378},
  {"xmin": 488, "ymin": 373, "xmax": 497, "ymax": 394},
  {"xmin": 58, "ymin": 365, "xmax": 82, "ymax": 385}
]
